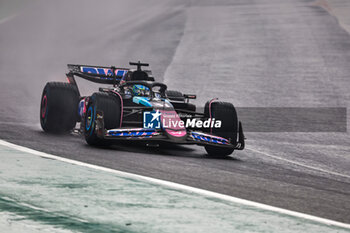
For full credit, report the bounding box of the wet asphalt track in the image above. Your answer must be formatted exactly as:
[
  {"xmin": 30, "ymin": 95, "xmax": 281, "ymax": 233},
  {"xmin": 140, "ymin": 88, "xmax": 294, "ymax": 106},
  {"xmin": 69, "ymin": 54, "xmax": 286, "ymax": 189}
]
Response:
[{"xmin": 0, "ymin": 0, "xmax": 350, "ymax": 224}]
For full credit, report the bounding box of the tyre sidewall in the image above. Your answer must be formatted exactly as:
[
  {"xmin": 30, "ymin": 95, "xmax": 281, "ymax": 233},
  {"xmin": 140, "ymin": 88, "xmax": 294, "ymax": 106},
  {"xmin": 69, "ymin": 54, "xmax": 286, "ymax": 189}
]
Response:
[{"xmin": 84, "ymin": 92, "xmax": 121, "ymax": 146}]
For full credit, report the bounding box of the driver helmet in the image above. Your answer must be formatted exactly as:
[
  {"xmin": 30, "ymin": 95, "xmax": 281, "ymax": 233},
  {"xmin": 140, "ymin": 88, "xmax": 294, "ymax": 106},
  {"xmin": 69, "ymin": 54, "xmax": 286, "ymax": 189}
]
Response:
[{"xmin": 132, "ymin": 84, "xmax": 150, "ymax": 96}]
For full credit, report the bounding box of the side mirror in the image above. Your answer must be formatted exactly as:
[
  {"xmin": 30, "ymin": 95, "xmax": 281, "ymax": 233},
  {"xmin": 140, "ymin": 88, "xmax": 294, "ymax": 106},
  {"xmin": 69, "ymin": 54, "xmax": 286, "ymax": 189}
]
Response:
[
  {"xmin": 184, "ymin": 94, "xmax": 196, "ymax": 103},
  {"xmin": 184, "ymin": 94, "xmax": 196, "ymax": 99}
]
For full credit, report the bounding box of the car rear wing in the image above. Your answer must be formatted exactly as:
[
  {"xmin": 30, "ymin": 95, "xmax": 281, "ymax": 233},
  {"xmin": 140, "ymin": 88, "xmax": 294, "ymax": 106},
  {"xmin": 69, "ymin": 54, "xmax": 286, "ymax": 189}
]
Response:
[{"xmin": 67, "ymin": 64, "xmax": 129, "ymax": 85}]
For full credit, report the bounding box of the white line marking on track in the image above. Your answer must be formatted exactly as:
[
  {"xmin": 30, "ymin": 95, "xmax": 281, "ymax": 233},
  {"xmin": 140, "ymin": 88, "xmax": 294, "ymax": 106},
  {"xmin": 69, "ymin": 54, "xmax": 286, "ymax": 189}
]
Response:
[
  {"xmin": 247, "ymin": 147, "xmax": 350, "ymax": 179},
  {"xmin": 1, "ymin": 139, "xmax": 350, "ymax": 230}
]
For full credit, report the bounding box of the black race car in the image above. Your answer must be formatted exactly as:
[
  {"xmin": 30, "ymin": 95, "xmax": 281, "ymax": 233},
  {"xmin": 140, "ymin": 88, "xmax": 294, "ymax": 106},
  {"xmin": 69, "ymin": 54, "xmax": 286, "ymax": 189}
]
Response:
[{"xmin": 40, "ymin": 61, "xmax": 244, "ymax": 157}]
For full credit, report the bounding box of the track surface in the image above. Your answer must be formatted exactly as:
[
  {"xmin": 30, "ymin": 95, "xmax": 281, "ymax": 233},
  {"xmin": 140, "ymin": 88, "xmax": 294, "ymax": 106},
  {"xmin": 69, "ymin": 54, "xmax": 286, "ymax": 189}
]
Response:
[{"xmin": 1, "ymin": 0, "xmax": 350, "ymax": 224}]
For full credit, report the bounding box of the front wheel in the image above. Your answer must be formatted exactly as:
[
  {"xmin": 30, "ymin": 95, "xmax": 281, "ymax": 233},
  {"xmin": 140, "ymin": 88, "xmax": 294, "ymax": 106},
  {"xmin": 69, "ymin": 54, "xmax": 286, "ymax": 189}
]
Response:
[{"xmin": 204, "ymin": 101, "xmax": 238, "ymax": 158}]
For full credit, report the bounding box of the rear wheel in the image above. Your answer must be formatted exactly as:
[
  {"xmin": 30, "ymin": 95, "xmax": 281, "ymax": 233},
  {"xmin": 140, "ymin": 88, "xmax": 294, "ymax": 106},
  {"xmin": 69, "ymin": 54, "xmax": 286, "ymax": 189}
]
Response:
[
  {"xmin": 204, "ymin": 101, "xmax": 238, "ymax": 158},
  {"xmin": 40, "ymin": 82, "xmax": 79, "ymax": 133},
  {"xmin": 166, "ymin": 90, "xmax": 196, "ymax": 112},
  {"xmin": 165, "ymin": 90, "xmax": 185, "ymax": 101},
  {"xmin": 84, "ymin": 92, "xmax": 121, "ymax": 146}
]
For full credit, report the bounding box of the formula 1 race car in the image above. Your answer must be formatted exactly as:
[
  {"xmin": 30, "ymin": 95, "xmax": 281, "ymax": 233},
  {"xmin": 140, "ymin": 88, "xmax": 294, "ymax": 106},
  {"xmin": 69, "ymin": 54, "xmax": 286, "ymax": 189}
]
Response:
[{"xmin": 40, "ymin": 61, "xmax": 245, "ymax": 157}]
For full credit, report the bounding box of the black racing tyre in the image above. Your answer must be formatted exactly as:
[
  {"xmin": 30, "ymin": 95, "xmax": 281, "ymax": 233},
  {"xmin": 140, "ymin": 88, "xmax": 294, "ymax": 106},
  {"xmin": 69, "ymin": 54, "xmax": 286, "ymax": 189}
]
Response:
[
  {"xmin": 186, "ymin": 103, "xmax": 196, "ymax": 112},
  {"xmin": 84, "ymin": 92, "xmax": 121, "ymax": 146},
  {"xmin": 40, "ymin": 82, "xmax": 79, "ymax": 133},
  {"xmin": 166, "ymin": 90, "xmax": 195, "ymax": 112},
  {"xmin": 166, "ymin": 90, "xmax": 185, "ymax": 102},
  {"xmin": 204, "ymin": 101, "xmax": 238, "ymax": 157}
]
